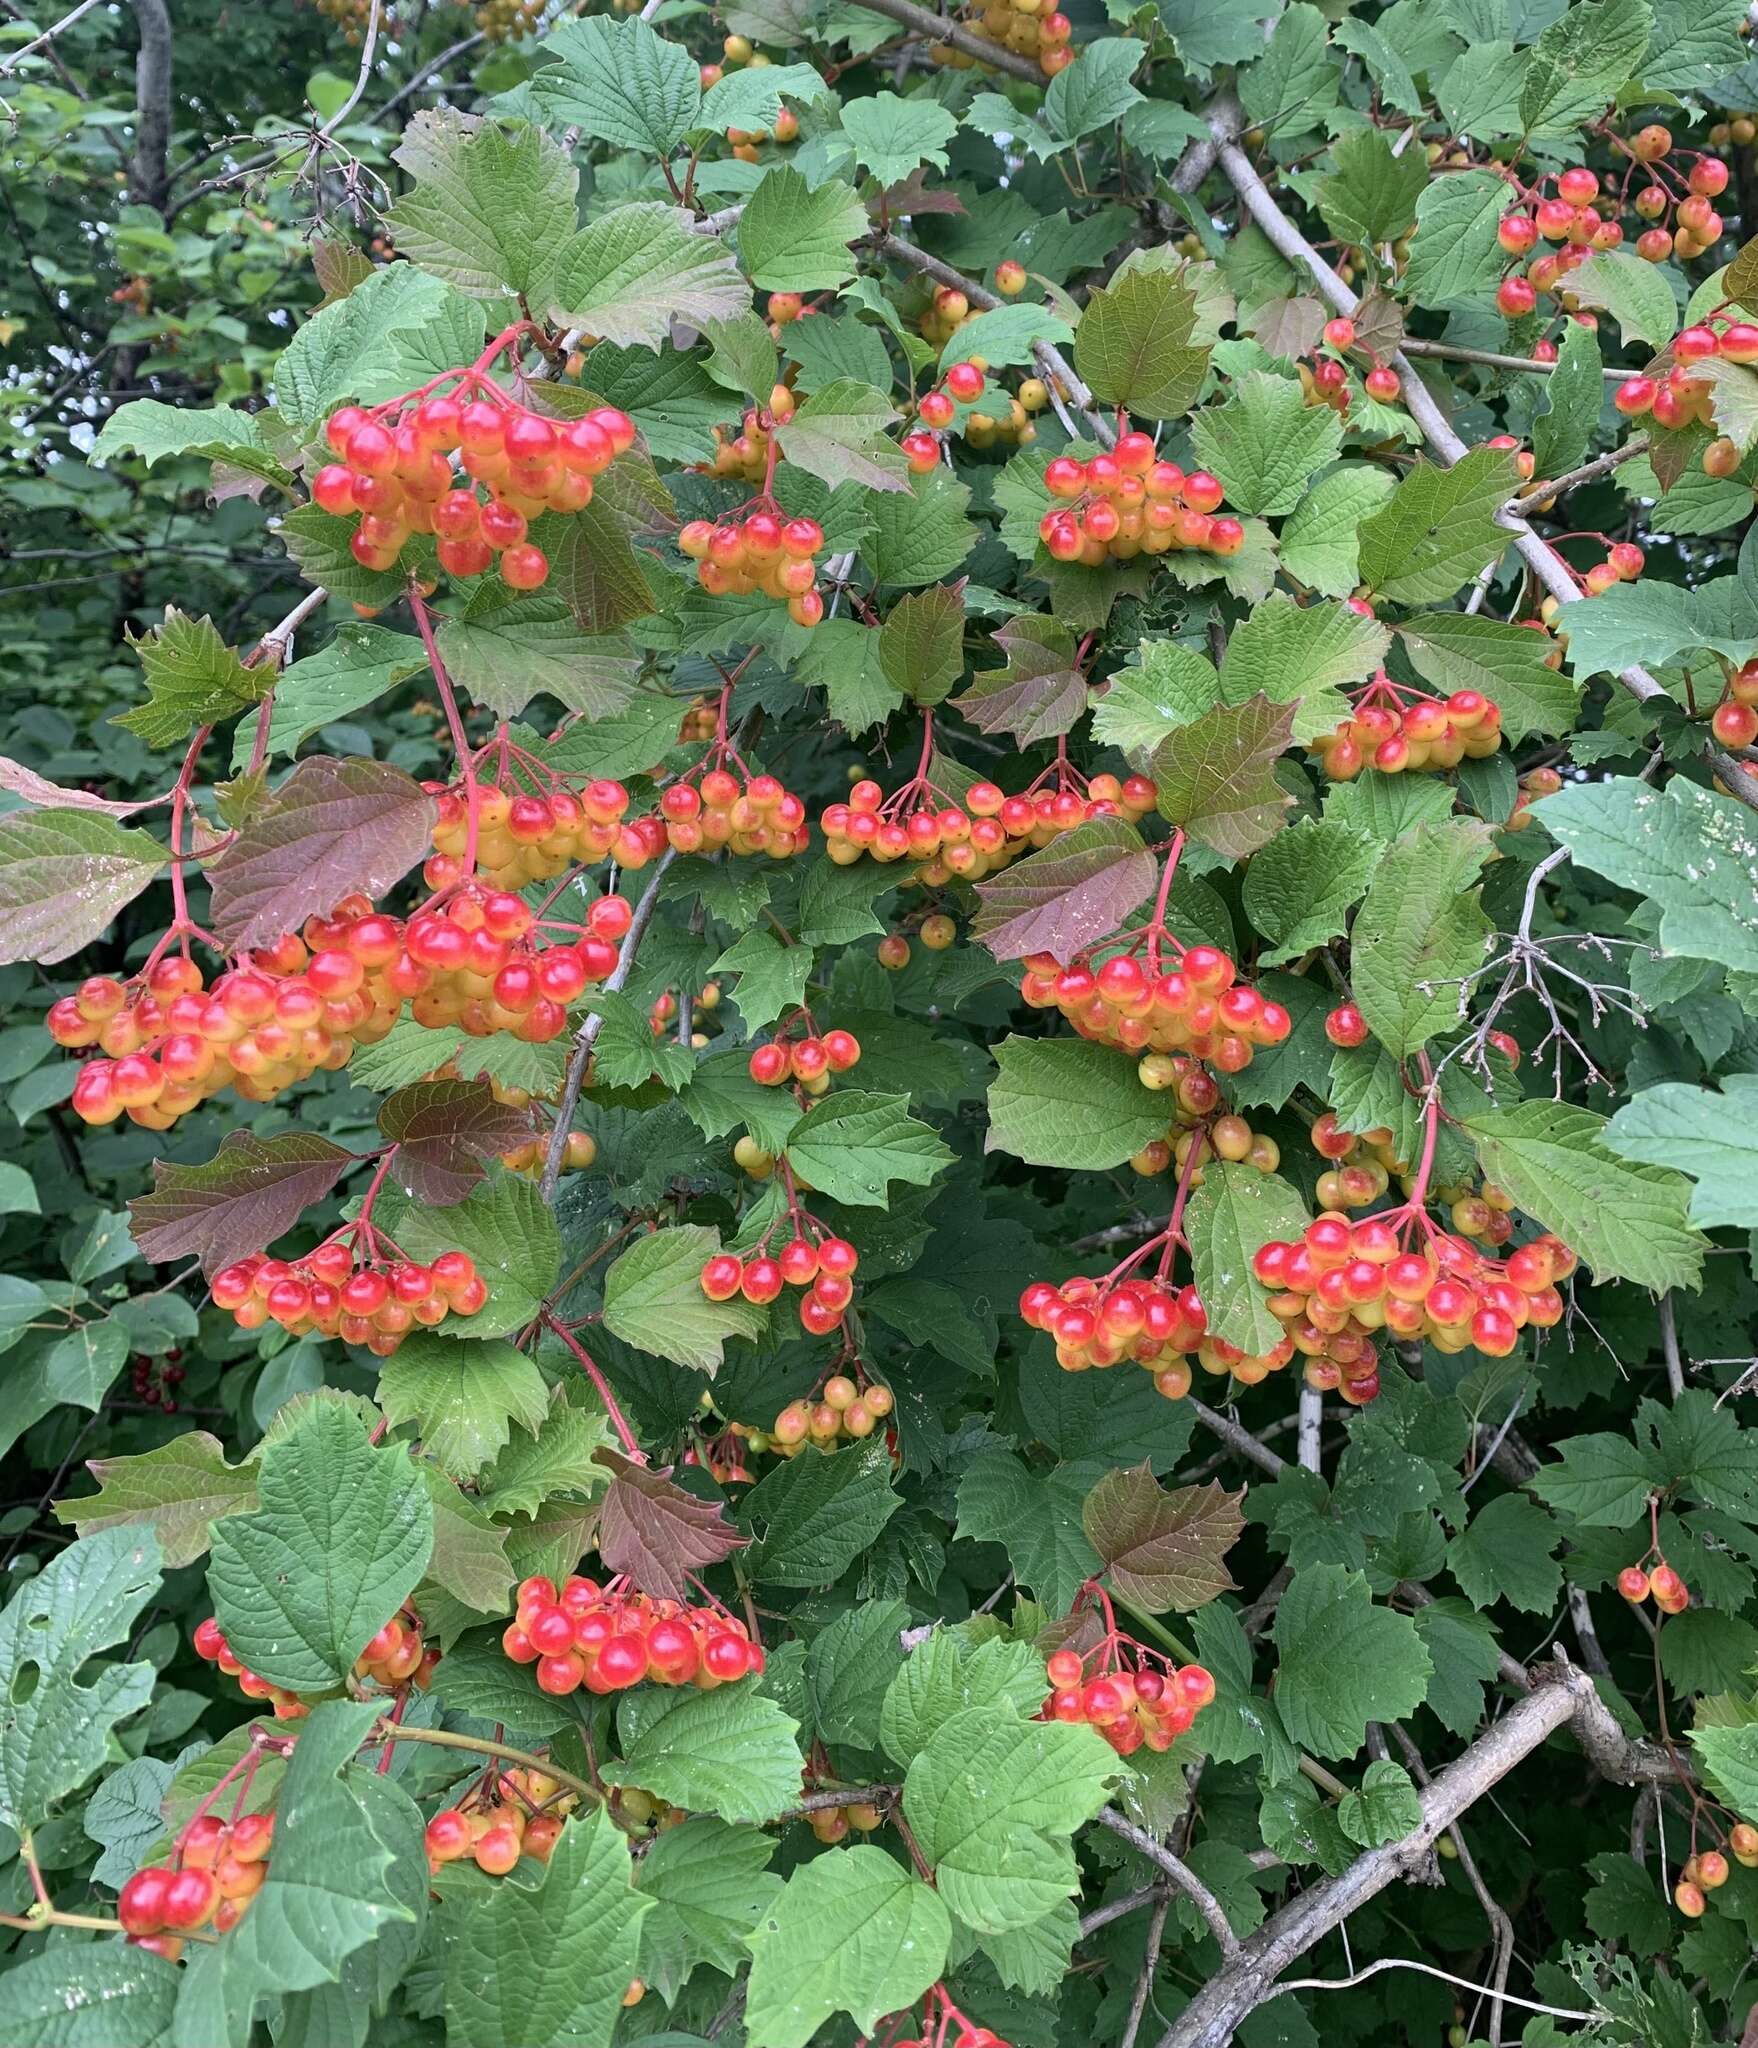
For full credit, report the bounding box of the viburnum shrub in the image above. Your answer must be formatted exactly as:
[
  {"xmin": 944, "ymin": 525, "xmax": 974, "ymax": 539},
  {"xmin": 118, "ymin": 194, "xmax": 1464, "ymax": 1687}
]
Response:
[{"xmin": 10, "ymin": 6, "xmax": 1758, "ymax": 2048}]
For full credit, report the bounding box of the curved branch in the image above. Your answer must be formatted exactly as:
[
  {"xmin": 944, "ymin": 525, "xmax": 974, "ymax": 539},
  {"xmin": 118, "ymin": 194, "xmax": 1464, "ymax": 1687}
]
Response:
[
  {"xmin": 1207, "ymin": 121, "xmax": 1758, "ymax": 816},
  {"xmin": 1098, "ymin": 1808, "xmax": 1239, "ymax": 1957},
  {"xmin": 840, "ymin": 0, "xmax": 1044, "ymax": 82},
  {"xmin": 1151, "ymin": 1662, "xmax": 1620, "ymax": 2048}
]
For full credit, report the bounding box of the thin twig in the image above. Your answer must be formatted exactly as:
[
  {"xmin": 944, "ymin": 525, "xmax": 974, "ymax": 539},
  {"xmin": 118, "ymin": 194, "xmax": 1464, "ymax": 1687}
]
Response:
[
  {"xmin": 0, "ymin": 0, "xmax": 102, "ymax": 76},
  {"xmin": 1658, "ymin": 1293, "xmax": 1685, "ymax": 1399},
  {"xmin": 1119, "ymin": 1889, "xmax": 1171, "ymax": 2048},
  {"xmin": 539, "ymin": 849, "xmax": 677, "ymax": 1199},
  {"xmin": 1271, "ymin": 1958, "xmax": 1596, "ymax": 2022},
  {"xmin": 1097, "ymin": 1809, "xmax": 1239, "ymax": 1957}
]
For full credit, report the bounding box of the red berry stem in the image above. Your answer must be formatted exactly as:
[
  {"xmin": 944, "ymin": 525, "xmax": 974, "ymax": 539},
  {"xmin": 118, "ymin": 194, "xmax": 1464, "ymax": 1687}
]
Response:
[
  {"xmin": 542, "ymin": 1312, "xmax": 645, "ymax": 1463},
  {"xmin": 408, "ymin": 583, "xmax": 481, "ymax": 892}
]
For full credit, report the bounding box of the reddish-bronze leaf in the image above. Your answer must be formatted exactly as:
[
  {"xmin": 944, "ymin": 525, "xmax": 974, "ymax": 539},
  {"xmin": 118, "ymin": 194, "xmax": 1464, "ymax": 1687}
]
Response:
[
  {"xmin": 378, "ymin": 1080, "xmax": 541, "ymax": 1206},
  {"xmin": 971, "ymin": 815, "xmax": 1156, "ymax": 964},
  {"xmin": 1081, "ymin": 1462, "xmax": 1244, "ymax": 1612},
  {"xmin": 129, "ymin": 1131, "xmax": 357, "ymax": 1275},
  {"xmin": 0, "ymin": 758, "xmax": 158, "ymax": 817},
  {"xmin": 206, "ymin": 756, "xmax": 436, "ymax": 951},
  {"xmin": 594, "ymin": 1447, "xmax": 749, "ymax": 1599},
  {"xmin": 954, "ymin": 613, "xmax": 1087, "ymax": 744}
]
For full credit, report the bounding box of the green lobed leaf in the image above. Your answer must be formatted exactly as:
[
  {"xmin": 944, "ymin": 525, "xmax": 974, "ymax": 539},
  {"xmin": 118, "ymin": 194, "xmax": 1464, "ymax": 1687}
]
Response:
[
  {"xmin": 1348, "ymin": 819, "xmax": 1492, "ymax": 1056},
  {"xmin": 1520, "ymin": 0, "xmax": 1656, "ymax": 138},
  {"xmin": 1356, "ymin": 448, "xmax": 1517, "ymax": 605},
  {"xmin": 1404, "ymin": 169, "xmax": 1513, "ymax": 310},
  {"xmin": 783, "ymin": 1091, "xmax": 954, "ymax": 1209},
  {"xmin": 206, "ymin": 1401, "xmax": 433, "ymax": 1692},
  {"xmin": 635, "ymin": 1817, "xmax": 783, "ymax": 2006},
  {"xmin": 1271, "ymin": 1564, "xmax": 1432, "ymax": 1759},
  {"xmin": 1185, "ymin": 1162, "xmax": 1316, "ymax": 1353},
  {"xmin": 602, "ymin": 1224, "xmax": 770, "ymax": 1372},
  {"xmin": 0, "ymin": 1527, "xmax": 161, "ymax": 1833},
  {"xmin": 1241, "ymin": 818, "xmax": 1379, "ymax": 967},
  {"xmin": 115, "ymin": 610, "xmax": 266, "ymax": 749},
  {"xmin": 0, "ymin": 1945, "xmax": 180, "ymax": 2048},
  {"xmin": 376, "ymin": 1174, "xmax": 561, "ymax": 1340},
  {"xmin": 985, "ymin": 1037, "xmax": 1170, "ymax": 1171},
  {"xmin": 1188, "ymin": 370, "xmax": 1343, "ymax": 517},
  {"xmin": 550, "ymin": 203, "xmax": 751, "ymax": 353},
  {"xmin": 1531, "ymin": 317, "xmax": 1605, "ymax": 480},
  {"xmin": 955, "ymin": 1451, "xmax": 1104, "ymax": 1612},
  {"xmin": 880, "ymin": 1634, "xmax": 1051, "ymax": 1769},
  {"xmin": 741, "ymin": 1437, "xmax": 902, "ymax": 1586},
  {"xmin": 387, "ymin": 110, "xmax": 577, "ymax": 304},
  {"xmin": 375, "ymin": 1332, "xmax": 550, "ymax": 1479},
  {"xmin": 1151, "ymin": 694, "xmax": 1296, "ymax": 859},
  {"xmin": 1074, "ymin": 267, "xmax": 1210, "ymax": 421},
  {"xmin": 1396, "ymin": 613, "xmax": 1581, "ymax": 743},
  {"xmin": 1461, "ymin": 1099, "xmax": 1707, "ymax": 1294},
  {"xmin": 52, "ymin": 1432, "xmax": 258, "ymax": 1568},
  {"xmin": 1217, "ymin": 592, "xmax": 1389, "ymax": 741},
  {"xmin": 527, "ymin": 14, "xmax": 702, "ymax": 152},
  {"xmin": 1567, "ymin": 247, "xmax": 1680, "ymax": 351},
  {"xmin": 602, "ymin": 1682, "xmax": 804, "ymax": 1823},
  {"xmin": 743, "ymin": 1846, "xmax": 951, "ymax": 2048},
  {"xmin": 1603, "ymin": 1076, "xmax": 1758, "ymax": 1228},
  {"xmin": 739, "ymin": 167, "xmax": 869, "ymax": 293},
  {"xmin": 840, "ymin": 90, "xmax": 960, "ymax": 186}
]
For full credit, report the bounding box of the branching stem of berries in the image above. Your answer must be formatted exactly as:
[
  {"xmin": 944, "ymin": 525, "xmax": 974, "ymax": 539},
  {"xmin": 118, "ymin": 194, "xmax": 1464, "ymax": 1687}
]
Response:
[{"xmin": 408, "ymin": 583, "xmax": 480, "ymax": 890}]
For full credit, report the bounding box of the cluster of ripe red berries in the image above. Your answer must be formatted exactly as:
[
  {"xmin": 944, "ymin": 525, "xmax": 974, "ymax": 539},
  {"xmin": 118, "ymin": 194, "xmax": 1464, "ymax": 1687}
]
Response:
[
  {"xmin": 501, "ymin": 1575, "xmax": 766, "ymax": 1697},
  {"xmin": 1019, "ymin": 944, "xmax": 1291, "ymax": 1074},
  {"xmin": 191, "ymin": 1616, "xmax": 305, "ymax": 1719},
  {"xmin": 1308, "ymin": 674, "xmax": 1504, "ymax": 780},
  {"xmin": 1494, "ymin": 144, "xmax": 1728, "ymax": 320},
  {"xmin": 1043, "ymin": 1645, "xmax": 1216, "ymax": 1756},
  {"xmin": 951, "ymin": 0, "xmax": 1073, "ymax": 78},
  {"xmin": 424, "ymin": 1764, "xmax": 578, "ymax": 1875},
  {"xmin": 314, "ymin": 383, "xmax": 635, "ymax": 589},
  {"xmin": 1710, "ymin": 657, "xmax": 1758, "ymax": 749},
  {"xmin": 1253, "ymin": 1218, "xmax": 1574, "ymax": 1382},
  {"xmin": 1300, "ymin": 316, "xmax": 1404, "ymax": 412},
  {"xmin": 822, "ymin": 771, "xmax": 1159, "ymax": 876},
  {"xmin": 210, "ymin": 1247, "xmax": 486, "ymax": 1355},
  {"xmin": 1020, "ymin": 1270, "xmax": 1287, "ymax": 1403},
  {"xmin": 677, "ymin": 511, "xmax": 827, "ymax": 626},
  {"xmin": 117, "ymin": 1810, "xmax": 275, "ymax": 1958},
  {"xmin": 429, "ymin": 776, "xmax": 638, "ymax": 888},
  {"xmin": 748, "ymin": 1018, "xmax": 860, "ymax": 1091},
  {"xmin": 1675, "ymin": 1825, "xmax": 1758, "ymax": 1917},
  {"xmin": 1039, "ymin": 439, "xmax": 1243, "ymax": 563},
  {"xmin": 903, "ymin": 359, "xmax": 995, "ymax": 471},
  {"xmin": 801, "ymin": 1793, "xmax": 884, "ymax": 1843},
  {"xmin": 702, "ymin": 1231, "xmax": 860, "ymax": 1337},
  {"xmin": 1618, "ymin": 1559, "xmax": 1689, "ymax": 1613},
  {"xmin": 130, "ymin": 1346, "xmax": 185, "ymax": 1411},
  {"xmin": 652, "ymin": 767, "xmax": 811, "ymax": 859},
  {"xmin": 50, "ymin": 886, "xmax": 632, "ymax": 1125}
]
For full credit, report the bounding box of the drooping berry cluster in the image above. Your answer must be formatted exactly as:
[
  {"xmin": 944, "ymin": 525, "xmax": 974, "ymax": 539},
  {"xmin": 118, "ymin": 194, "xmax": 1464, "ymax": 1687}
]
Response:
[
  {"xmin": 647, "ymin": 764, "xmax": 810, "ymax": 860},
  {"xmin": 130, "ymin": 1346, "xmax": 186, "ymax": 1411},
  {"xmin": 1128, "ymin": 1101, "xmax": 1282, "ymax": 1185},
  {"xmin": 1307, "ymin": 672, "xmax": 1504, "ymax": 780},
  {"xmin": 192, "ymin": 1615, "xmax": 309, "ymax": 1719},
  {"xmin": 703, "ymin": 380, "xmax": 797, "ymax": 482},
  {"xmin": 1020, "ymin": 1268, "xmax": 1289, "ymax": 1403},
  {"xmin": 211, "ymin": 1245, "xmax": 487, "ymax": 1355},
  {"xmin": 429, "ymin": 772, "xmax": 638, "ymax": 889},
  {"xmin": 762, "ymin": 1373, "xmax": 895, "ymax": 1456},
  {"xmin": 678, "ymin": 511, "xmax": 826, "ymax": 626},
  {"xmin": 1021, "ymin": 943, "xmax": 1291, "ymax": 1074},
  {"xmin": 800, "ymin": 1792, "xmax": 884, "ymax": 1843},
  {"xmin": 702, "ymin": 1223, "xmax": 860, "ymax": 1338},
  {"xmin": 823, "ymin": 761, "xmax": 1159, "ymax": 877},
  {"xmin": 903, "ymin": 357, "xmax": 1043, "ymax": 472},
  {"xmin": 424, "ymin": 1764, "xmax": 580, "ymax": 1875},
  {"xmin": 877, "ymin": 912, "xmax": 957, "ymax": 967},
  {"xmin": 748, "ymin": 1012, "xmax": 861, "ymax": 1092},
  {"xmin": 500, "ymin": 1574, "xmax": 766, "ymax": 1697},
  {"xmin": 53, "ymin": 885, "xmax": 632, "ymax": 1126},
  {"xmin": 936, "ymin": 0, "xmax": 1074, "ymax": 77},
  {"xmin": 502, "ymin": 1128, "xmax": 597, "ymax": 1179},
  {"xmin": 1506, "ymin": 764, "xmax": 1565, "ymax": 831},
  {"xmin": 1043, "ymin": 1644, "xmax": 1216, "ymax": 1756},
  {"xmin": 1253, "ymin": 1216, "xmax": 1573, "ymax": 1397},
  {"xmin": 1296, "ymin": 316, "xmax": 1405, "ymax": 415},
  {"xmin": 312, "ymin": 325, "xmax": 636, "ymax": 589},
  {"xmin": 1040, "ymin": 439, "xmax": 1244, "ymax": 564},
  {"xmin": 353, "ymin": 1604, "xmax": 439, "ymax": 1688},
  {"xmin": 118, "ymin": 1810, "xmax": 275, "ymax": 1959},
  {"xmin": 1494, "ymin": 143, "xmax": 1728, "ymax": 323}
]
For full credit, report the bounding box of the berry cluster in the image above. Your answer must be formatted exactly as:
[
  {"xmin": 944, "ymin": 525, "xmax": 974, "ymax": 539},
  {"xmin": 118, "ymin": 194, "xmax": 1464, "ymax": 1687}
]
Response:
[
  {"xmin": 1494, "ymin": 144, "xmax": 1728, "ymax": 322},
  {"xmin": 462, "ymin": 0, "xmax": 546, "ymax": 41},
  {"xmin": 118, "ymin": 1810, "xmax": 275, "ymax": 1959},
  {"xmin": 53, "ymin": 885, "xmax": 633, "ymax": 1126},
  {"xmin": 501, "ymin": 1574, "xmax": 766, "ymax": 1697},
  {"xmin": 725, "ymin": 103, "xmax": 800, "ymax": 161},
  {"xmin": 353, "ymin": 1604, "xmax": 438, "ymax": 1688},
  {"xmin": 1020, "ymin": 1267, "xmax": 1288, "ymax": 1403},
  {"xmin": 312, "ymin": 330, "xmax": 636, "ymax": 589},
  {"xmin": 877, "ymin": 913, "xmax": 957, "ymax": 968},
  {"xmin": 1675, "ymin": 1848, "xmax": 1734, "ymax": 1918},
  {"xmin": 801, "ymin": 1793, "xmax": 884, "ymax": 1844},
  {"xmin": 1618, "ymin": 1515, "xmax": 1690, "ymax": 1614},
  {"xmin": 916, "ymin": 283, "xmax": 982, "ymax": 351},
  {"xmin": 748, "ymin": 1013, "xmax": 861, "ymax": 1092},
  {"xmin": 1129, "ymin": 1103, "xmax": 1282, "ymax": 1185},
  {"xmin": 903, "ymin": 357, "xmax": 1044, "ymax": 469},
  {"xmin": 1020, "ymin": 943, "xmax": 1291, "ymax": 1074},
  {"xmin": 1710, "ymin": 656, "xmax": 1758, "ymax": 750},
  {"xmin": 429, "ymin": 771, "xmax": 638, "ymax": 889},
  {"xmin": 703, "ymin": 381, "xmax": 796, "ymax": 482},
  {"xmin": 502, "ymin": 1128, "xmax": 598, "ymax": 1180},
  {"xmin": 192, "ymin": 1615, "xmax": 309, "ymax": 1719},
  {"xmin": 763, "ymin": 1374, "xmax": 895, "ymax": 1455},
  {"xmin": 210, "ymin": 1245, "xmax": 487, "ymax": 1355},
  {"xmin": 646, "ymin": 764, "xmax": 809, "ymax": 860},
  {"xmin": 678, "ymin": 511, "xmax": 826, "ymax": 626},
  {"xmin": 1043, "ymin": 1643, "xmax": 1216, "ymax": 1757},
  {"xmin": 129, "ymin": 1346, "xmax": 186, "ymax": 1412},
  {"xmin": 1253, "ymin": 1216, "xmax": 1574, "ymax": 1398},
  {"xmin": 1306, "ymin": 1104, "xmax": 1397, "ymax": 1211},
  {"xmin": 53, "ymin": 947, "xmax": 384, "ymax": 1131},
  {"xmin": 823, "ymin": 765, "xmax": 1159, "ymax": 878},
  {"xmin": 424, "ymin": 1764, "xmax": 579, "ymax": 1875},
  {"xmin": 701, "ymin": 1226, "xmax": 860, "ymax": 1338},
  {"xmin": 1307, "ymin": 673, "xmax": 1504, "ymax": 780},
  {"xmin": 938, "ymin": 0, "xmax": 1074, "ymax": 78},
  {"xmin": 1039, "ymin": 441, "xmax": 1244, "ymax": 564},
  {"xmin": 1507, "ymin": 764, "xmax": 1565, "ymax": 831},
  {"xmin": 1296, "ymin": 316, "xmax": 1405, "ymax": 415}
]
